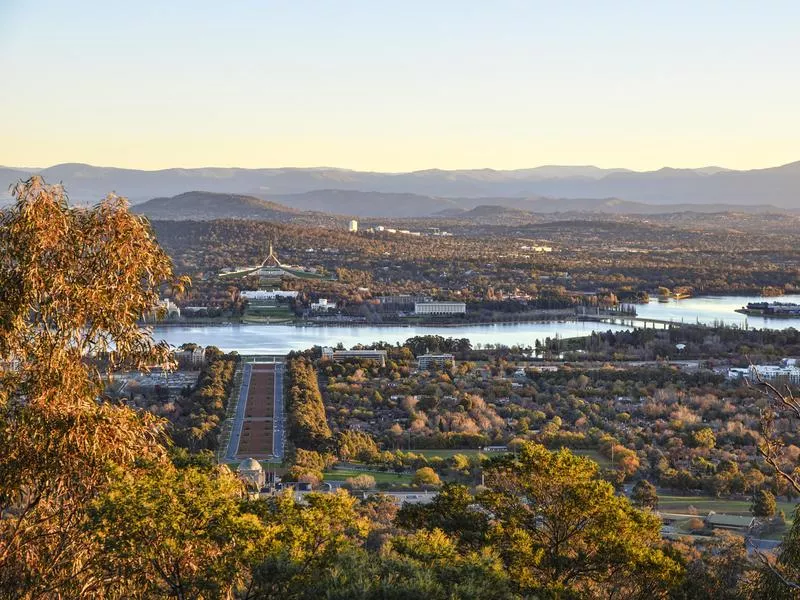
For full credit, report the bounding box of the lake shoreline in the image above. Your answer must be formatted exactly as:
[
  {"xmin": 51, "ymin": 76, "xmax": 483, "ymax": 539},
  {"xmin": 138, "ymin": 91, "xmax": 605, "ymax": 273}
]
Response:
[
  {"xmin": 150, "ymin": 294, "xmax": 800, "ymax": 354},
  {"xmin": 149, "ymin": 313, "xmax": 633, "ymax": 330}
]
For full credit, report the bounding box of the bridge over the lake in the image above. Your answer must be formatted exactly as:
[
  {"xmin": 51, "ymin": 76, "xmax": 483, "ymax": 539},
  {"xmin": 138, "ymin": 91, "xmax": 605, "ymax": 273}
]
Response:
[{"xmin": 579, "ymin": 314, "xmax": 696, "ymax": 329}]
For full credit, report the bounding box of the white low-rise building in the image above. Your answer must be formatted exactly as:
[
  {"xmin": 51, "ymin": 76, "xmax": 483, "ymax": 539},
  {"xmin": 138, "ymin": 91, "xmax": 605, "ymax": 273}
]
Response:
[
  {"xmin": 146, "ymin": 298, "xmax": 180, "ymax": 321},
  {"xmin": 322, "ymin": 347, "xmax": 387, "ymax": 367},
  {"xmin": 414, "ymin": 301, "xmax": 466, "ymax": 315},
  {"xmin": 241, "ymin": 290, "xmax": 299, "ymax": 301},
  {"xmin": 418, "ymin": 353, "xmax": 455, "ymax": 370},
  {"xmin": 311, "ymin": 298, "xmax": 334, "ymax": 311},
  {"xmin": 728, "ymin": 364, "xmax": 800, "ymax": 385}
]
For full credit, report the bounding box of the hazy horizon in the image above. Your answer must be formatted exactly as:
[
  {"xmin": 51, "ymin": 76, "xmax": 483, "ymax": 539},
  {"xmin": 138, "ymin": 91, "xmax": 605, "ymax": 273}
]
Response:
[
  {"xmin": 1, "ymin": 160, "xmax": 793, "ymax": 175},
  {"xmin": 3, "ymin": 1, "xmax": 800, "ymax": 172}
]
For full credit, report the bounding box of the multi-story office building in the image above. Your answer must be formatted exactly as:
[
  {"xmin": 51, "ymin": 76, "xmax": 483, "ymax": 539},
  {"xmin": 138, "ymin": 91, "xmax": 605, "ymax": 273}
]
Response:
[{"xmin": 417, "ymin": 353, "xmax": 455, "ymax": 370}]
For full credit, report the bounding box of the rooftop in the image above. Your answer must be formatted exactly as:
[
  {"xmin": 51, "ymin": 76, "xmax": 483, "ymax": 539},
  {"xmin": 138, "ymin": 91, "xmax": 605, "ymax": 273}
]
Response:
[{"xmin": 238, "ymin": 458, "xmax": 263, "ymax": 472}]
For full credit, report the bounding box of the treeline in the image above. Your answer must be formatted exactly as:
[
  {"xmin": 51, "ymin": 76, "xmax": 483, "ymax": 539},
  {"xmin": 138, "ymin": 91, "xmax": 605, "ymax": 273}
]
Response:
[
  {"xmin": 407, "ymin": 432, "xmax": 489, "ymax": 449},
  {"xmin": 285, "ymin": 356, "xmax": 332, "ymax": 450},
  {"xmin": 569, "ymin": 325, "xmax": 800, "ymax": 363},
  {"xmin": 402, "ymin": 335, "xmax": 472, "ymax": 356},
  {"xmin": 337, "ymin": 429, "xmax": 380, "ymax": 462},
  {"xmin": 171, "ymin": 347, "xmax": 239, "ymax": 451}
]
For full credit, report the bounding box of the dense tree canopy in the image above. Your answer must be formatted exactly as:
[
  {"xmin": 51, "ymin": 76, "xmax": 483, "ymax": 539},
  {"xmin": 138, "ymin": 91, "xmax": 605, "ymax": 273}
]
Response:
[
  {"xmin": 399, "ymin": 442, "xmax": 682, "ymax": 598},
  {"xmin": 0, "ymin": 178, "xmax": 185, "ymax": 595},
  {"xmin": 286, "ymin": 357, "xmax": 332, "ymax": 450},
  {"xmin": 632, "ymin": 480, "xmax": 660, "ymax": 510}
]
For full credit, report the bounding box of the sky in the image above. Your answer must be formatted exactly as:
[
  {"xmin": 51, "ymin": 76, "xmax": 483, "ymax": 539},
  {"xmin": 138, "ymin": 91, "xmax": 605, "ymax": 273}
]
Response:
[{"xmin": 1, "ymin": 0, "xmax": 799, "ymax": 172}]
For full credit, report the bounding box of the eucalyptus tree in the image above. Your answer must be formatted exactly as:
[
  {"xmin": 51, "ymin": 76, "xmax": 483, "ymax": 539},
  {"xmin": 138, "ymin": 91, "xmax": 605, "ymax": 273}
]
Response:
[{"xmin": 0, "ymin": 177, "xmax": 186, "ymax": 596}]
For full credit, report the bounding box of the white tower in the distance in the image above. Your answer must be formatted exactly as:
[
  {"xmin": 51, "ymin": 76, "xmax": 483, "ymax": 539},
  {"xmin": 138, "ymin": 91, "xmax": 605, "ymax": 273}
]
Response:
[{"xmin": 348, "ymin": 219, "xmax": 358, "ymax": 233}]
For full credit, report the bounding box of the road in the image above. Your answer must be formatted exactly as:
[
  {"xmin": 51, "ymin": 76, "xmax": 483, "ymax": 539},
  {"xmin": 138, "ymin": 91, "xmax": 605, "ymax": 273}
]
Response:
[
  {"xmin": 225, "ymin": 362, "xmax": 251, "ymax": 461},
  {"xmin": 273, "ymin": 361, "xmax": 285, "ymax": 460}
]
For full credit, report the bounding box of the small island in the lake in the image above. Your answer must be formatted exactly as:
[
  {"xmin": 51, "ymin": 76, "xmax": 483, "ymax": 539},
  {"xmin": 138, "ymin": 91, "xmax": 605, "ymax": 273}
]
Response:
[{"xmin": 736, "ymin": 301, "xmax": 800, "ymax": 317}]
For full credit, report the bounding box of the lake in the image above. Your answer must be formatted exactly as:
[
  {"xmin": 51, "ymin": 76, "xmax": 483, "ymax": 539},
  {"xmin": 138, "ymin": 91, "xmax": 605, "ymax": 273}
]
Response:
[
  {"xmin": 634, "ymin": 294, "xmax": 800, "ymax": 329},
  {"xmin": 152, "ymin": 294, "xmax": 800, "ymax": 354},
  {"xmin": 152, "ymin": 320, "xmax": 629, "ymax": 354}
]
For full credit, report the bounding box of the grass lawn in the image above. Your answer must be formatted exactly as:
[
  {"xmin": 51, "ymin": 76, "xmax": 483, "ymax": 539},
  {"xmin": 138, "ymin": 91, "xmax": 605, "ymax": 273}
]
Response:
[
  {"xmin": 759, "ymin": 529, "xmax": 789, "ymax": 541},
  {"xmin": 658, "ymin": 494, "xmax": 797, "ymax": 519},
  {"xmin": 569, "ymin": 449, "xmax": 613, "ymax": 468},
  {"xmin": 325, "ymin": 468, "xmax": 413, "ymax": 484},
  {"xmin": 243, "ymin": 307, "xmax": 295, "ymax": 323}
]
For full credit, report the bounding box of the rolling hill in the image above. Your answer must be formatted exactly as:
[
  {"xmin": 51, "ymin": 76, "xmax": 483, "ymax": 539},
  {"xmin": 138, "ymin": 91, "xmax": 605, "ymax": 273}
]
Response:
[
  {"xmin": 131, "ymin": 191, "xmax": 342, "ymax": 227},
  {"xmin": 2, "ymin": 161, "xmax": 800, "ymax": 209},
  {"xmin": 264, "ymin": 190, "xmax": 465, "ymax": 218}
]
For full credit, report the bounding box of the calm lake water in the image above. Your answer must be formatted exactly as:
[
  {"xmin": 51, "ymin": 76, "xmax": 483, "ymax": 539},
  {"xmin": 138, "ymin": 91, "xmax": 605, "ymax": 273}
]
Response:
[
  {"xmin": 634, "ymin": 294, "xmax": 800, "ymax": 329},
  {"xmin": 152, "ymin": 294, "xmax": 800, "ymax": 354},
  {"xmin": 152, "ymin": 321, "xmax": 629, "ymax": 355}
]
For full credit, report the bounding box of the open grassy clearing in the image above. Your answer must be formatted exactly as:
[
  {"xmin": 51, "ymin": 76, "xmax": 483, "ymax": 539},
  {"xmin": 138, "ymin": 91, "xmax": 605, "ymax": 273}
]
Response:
[
  {"xmin": 569, "ymin": 449, "xmax": 613, "ymax": 468},
  {"xmin": 658, "ymin": 494, "xmax": 797, "ymax": 518},
  {"xmin": 242, "ymin": 308, "xmax": 295, "ymax": 323},
  {"xmin": 325, "ymin": 468, "xmax": 413, "ymax": 484}
]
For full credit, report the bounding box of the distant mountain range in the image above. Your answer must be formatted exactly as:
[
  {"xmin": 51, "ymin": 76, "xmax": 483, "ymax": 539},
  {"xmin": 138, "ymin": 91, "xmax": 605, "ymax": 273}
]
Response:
[
  {"xmin": 130, "ymin": 190, "xmax": 792, "ymax": 222},
  {"xmin": 2, "ymin": 161, "xmax": 799, "ymax": 214}
]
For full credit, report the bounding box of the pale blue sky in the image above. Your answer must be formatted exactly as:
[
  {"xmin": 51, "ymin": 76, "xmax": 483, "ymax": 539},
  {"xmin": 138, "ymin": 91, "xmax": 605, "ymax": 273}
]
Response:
[{"xmin": 1, "ymin": 1, "xmax": 798, "ymax": 171}]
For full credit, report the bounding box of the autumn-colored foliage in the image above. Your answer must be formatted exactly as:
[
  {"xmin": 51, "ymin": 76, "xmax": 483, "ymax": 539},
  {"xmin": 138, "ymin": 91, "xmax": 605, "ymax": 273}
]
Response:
[{"xmin": 0, "ymin": 177, "xmax": 182, "ymax": 595}]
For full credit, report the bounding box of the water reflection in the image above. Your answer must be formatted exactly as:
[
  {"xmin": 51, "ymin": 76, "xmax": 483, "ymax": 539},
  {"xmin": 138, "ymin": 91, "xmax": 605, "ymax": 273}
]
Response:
[{"xmin": 153, "ymin": 294, "xmax": 800, "ymax": 354}]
